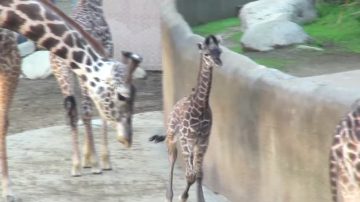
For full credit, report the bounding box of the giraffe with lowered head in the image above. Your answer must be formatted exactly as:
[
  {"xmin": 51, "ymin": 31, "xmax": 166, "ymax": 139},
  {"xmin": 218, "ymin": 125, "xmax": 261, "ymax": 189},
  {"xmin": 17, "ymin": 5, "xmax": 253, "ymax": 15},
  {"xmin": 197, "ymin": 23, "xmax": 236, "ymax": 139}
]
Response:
[
  {"xmin": 329, "ymin": 101, "xmax": 360, "ymax": 202},
  {"xmin": 150, "ymin": 35, "xmax": 222, "ymax": 202},
  {"xmin": 0, "ymin": 0, "xmax": 141, "ymax": 200},
  {"xmin": 50, "ymin": 0, "xmax": 142, "ymax": 175}
]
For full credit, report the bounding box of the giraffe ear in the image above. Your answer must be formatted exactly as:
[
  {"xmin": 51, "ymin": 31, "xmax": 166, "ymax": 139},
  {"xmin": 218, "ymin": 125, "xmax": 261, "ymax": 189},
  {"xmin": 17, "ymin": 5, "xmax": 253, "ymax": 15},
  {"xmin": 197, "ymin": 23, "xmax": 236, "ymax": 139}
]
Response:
[{"xmin": 197, "ymin": 43, "xmax": 203, "ymax": 50}]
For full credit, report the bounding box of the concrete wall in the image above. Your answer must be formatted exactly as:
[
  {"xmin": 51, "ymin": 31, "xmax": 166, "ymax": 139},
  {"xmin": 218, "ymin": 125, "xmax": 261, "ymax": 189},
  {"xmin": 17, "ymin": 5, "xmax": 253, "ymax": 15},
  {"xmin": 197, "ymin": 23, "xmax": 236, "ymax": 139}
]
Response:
[
  {"xmin": 176, "ymin": 0, "xmax": 251, "ymax": 26},
  {"xmin": 161, "ymin": 1, "xmax": 360, "ymax": 201},
  {"xmin": 104, "ymin": 0, "xmax": 162, "ymax": 70}
]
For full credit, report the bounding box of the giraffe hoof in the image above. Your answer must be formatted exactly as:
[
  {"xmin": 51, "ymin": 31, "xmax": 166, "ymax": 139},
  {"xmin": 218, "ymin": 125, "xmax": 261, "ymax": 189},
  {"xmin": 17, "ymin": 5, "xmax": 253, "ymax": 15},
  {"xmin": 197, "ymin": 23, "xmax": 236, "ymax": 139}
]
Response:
[
  {"xmin": 178, "ymin": 195, "xmax": 187, "ymax": 202},
  {"xmin": 81, "ymin": 158, "xmax": 92, "ymax": 168},
  {"xmin": 91, "ymin": 167, "xmax": 102, "ymax": 175},
  {"xmin": 101, "ymin": 156, "xmax": 112, "ymax": 170},
  {"xmin": 102, "ymin": 164, "xmax": 112, "ymax": 171},
  {"xmin": 71, "ymin": 164, "xmax": 82, "ymax": 177},
  {"xmin": 71, "ymin": 169, "xmax": 82, "ymax": 177}
]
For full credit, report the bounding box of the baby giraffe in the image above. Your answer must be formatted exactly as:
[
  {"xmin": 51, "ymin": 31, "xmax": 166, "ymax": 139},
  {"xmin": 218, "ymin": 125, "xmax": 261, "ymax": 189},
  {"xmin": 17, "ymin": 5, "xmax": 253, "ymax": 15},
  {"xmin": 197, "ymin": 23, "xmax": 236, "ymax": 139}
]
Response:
[{"xmin": 150, "ymin": 35, "xmax": 222, "ymax": 202}]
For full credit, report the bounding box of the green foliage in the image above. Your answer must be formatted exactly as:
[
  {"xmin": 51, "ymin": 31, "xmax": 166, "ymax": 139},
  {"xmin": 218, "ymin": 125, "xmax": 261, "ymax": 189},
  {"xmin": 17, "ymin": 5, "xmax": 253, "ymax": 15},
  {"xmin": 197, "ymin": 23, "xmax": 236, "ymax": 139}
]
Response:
[
  {"xmin": 304, "ymin": 3, "xmax": 360, "ymax": 52},
  {"xmin": 192, "ymin": 18, "xmax": 240, "ymax": 36},
  {"xmin": 192, "ymin": 18, "xmax": 243, "ymax": 53},
  {"xmin": 253, "ymin": 58, "xmax": 293, "ymax": 70}
]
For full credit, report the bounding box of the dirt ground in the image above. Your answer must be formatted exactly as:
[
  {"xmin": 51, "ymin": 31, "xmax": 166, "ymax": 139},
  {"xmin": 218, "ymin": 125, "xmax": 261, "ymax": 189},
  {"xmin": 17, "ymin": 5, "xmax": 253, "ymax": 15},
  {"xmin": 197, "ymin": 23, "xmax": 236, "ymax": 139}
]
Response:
[
  {"xmin": 8, "ymin": 72, "xmax": 162, "ymax": 134},
  {"xmin": 245, "ymin": 47, "xmax": 360, "ymax": 77},
  {"xmin": 6, "ymin": 111, "xmax": 229, "ymax": 202},
  {"xmin": 220, "ymin": 26, "xmax": 360, "ymax": 77}
]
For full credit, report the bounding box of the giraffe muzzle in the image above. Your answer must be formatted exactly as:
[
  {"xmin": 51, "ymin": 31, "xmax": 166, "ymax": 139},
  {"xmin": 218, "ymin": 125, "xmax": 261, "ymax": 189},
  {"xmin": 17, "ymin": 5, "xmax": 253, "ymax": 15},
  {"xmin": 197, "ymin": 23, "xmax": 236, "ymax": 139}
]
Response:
[
  {"xmin": 116, "ymin": 123, "xmax": 132, "ymax": 148},
  {"xmin": 117, "ymin": 134, "xmax": 132, "ymax": 148}
]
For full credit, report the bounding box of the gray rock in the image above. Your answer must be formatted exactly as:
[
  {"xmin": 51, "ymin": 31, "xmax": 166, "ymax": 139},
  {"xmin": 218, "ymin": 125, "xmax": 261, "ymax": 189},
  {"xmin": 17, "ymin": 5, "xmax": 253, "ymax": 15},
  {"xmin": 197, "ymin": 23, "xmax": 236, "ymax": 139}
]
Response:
[
  {"xmin": 133, "ymin": 67, "xmax": 147, "ymax": 80},
  {"xmin": 239, "ymin": 0, "xmax": 317, "ymax": 32},
  {"xmin": 17, "ymin": 40, "xmax": 36, "ymax": 57},
  {"xmin": 241, "ymin": 20, "xmax": 310, "ymax": 51},
  {"xmin": 21, "ymin": 51, "xmax": 52, "ymax": 79}
]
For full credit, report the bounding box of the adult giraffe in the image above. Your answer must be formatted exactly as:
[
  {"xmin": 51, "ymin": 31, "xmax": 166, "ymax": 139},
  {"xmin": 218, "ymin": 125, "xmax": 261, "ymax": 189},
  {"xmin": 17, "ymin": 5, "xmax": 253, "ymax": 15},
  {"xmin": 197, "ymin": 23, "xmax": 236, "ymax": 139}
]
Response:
[
  {"xmin": 51, "ymin": 0, "xmax": 141, "ymax": 175},
  {"xmin": 0, "ymin": 0, "xmax": 141, "ymax": 200}
]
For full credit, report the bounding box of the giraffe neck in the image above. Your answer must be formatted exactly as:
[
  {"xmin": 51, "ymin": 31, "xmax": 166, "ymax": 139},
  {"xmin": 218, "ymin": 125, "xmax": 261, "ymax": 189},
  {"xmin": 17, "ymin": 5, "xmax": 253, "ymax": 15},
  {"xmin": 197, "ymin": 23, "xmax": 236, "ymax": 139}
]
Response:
[
  {"xmin": 78, "ymin": 0, "xmax": 103, "ymax": 7},
  {"xmin": 192, "ymin": 55, "xmax": 213, "ymax": 108},
  {"xmin": 0, "ymin": 0, "xmax": 107, "ymax": 76}
]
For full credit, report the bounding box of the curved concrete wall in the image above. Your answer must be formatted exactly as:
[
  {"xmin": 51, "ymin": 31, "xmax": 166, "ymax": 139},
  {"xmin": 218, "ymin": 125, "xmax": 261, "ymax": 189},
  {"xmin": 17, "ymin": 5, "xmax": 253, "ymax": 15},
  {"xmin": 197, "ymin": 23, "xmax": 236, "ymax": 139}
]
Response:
[{"xmin": 161, "ymin": 1, "xmax": 360, "ymax": 201}]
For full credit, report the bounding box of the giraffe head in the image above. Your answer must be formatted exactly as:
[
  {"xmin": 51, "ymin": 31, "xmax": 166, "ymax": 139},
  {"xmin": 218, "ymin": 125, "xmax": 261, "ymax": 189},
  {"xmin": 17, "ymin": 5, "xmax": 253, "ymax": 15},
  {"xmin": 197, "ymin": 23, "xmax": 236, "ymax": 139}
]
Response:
[
  {"xmin": 93, "ymin": 53, "xmax": 142, "ymax": 148},
  {"xmin": 197, "ymin": 35, "xmax": 222, "ymax": 67}
]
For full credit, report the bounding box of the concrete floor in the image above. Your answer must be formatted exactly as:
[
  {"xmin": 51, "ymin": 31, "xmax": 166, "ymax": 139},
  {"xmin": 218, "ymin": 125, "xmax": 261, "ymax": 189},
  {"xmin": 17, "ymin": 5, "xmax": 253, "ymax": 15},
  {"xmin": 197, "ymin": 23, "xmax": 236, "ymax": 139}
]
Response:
[{"xmin": 6, "ymin": 111, "xmax": 229, "ymax": 202}]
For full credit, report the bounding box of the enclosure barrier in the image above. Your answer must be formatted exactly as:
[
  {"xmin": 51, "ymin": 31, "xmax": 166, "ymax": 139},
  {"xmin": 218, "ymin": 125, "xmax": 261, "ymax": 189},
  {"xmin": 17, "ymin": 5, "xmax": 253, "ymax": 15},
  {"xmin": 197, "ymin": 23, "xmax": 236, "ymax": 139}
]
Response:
[{"xmin": 161, "ymin": 1, "xmax": 360, "ymax": 201}]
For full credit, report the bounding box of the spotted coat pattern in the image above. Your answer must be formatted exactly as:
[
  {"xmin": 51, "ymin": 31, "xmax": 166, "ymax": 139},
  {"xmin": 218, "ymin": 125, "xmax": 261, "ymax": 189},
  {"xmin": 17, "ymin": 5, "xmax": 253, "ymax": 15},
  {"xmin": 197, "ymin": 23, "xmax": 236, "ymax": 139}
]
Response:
[{"xmin": 330, "ymin": 103, "xmax": 360, "ymax": 202}]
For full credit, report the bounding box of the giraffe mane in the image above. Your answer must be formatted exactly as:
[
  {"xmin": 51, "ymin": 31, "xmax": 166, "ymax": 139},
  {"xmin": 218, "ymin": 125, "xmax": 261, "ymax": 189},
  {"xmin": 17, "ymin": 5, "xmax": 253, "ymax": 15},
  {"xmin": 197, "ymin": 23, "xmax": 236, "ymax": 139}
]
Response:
[{"xmin": 39, "ymin": 0, "xmax": 108, "ymax": 58}]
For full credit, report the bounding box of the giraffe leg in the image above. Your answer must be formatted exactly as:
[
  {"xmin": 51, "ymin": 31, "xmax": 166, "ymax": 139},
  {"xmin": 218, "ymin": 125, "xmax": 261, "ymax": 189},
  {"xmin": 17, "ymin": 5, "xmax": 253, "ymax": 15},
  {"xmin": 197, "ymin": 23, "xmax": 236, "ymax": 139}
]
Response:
[
  {"xmin": 64, "ymin": 96, "xmax": 81, "ymax": 176},
  {"xmin": 179, "ymin": 154, "xmax": 196, "ymax": 202},
  {"xmin": 165, "ymin": 134, "xmax": 177, "ymax": 202},
  {"xmin": 100, "ymin": 120, "xmax": 112, "ymax": 170},
  {"xmin": 79, "ymin": 81, "xmax": 101, "ymax": 174},
  {"xmin": 0, "ymin": 72, "xmax": 19, "ymax": 201},
  {"xmin": 51, "ymin": 55, "xmax": 81, "ymax": 176},
  {"xmin": 194, "ymin": 145, "xmax": 208, "ymax": 202}
]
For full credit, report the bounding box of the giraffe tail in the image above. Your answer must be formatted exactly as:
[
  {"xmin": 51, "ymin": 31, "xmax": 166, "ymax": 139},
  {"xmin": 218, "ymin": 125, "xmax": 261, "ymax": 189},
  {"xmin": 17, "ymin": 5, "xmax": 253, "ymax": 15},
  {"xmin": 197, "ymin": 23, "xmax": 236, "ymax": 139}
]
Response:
[
  {"xmin": 329, "ymin": 150, "xmax": 338, "ymax": 202},
  {"xmin": 149, "ymin": 135, "xmax": 166, "ymax": 143}
]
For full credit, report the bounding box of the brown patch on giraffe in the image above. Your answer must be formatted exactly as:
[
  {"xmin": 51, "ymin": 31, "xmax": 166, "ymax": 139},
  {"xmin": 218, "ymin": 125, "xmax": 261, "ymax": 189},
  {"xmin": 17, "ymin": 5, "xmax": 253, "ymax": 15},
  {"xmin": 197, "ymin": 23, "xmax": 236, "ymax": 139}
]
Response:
[
  {"xmin": 64, "ymin": 34, "xmax": 74, "ymax": 47},
  {"xmin": 54, "ymin": 47, "xmax": 68, "ymax": 59},
  {"xmin": 47, "ymin": 23, "xmax": 67, "ymax": 36},
  {"xmin": 3, "ymin": 11, "xmax": 25, "ymax": 32},
  {"xmin": 26, "ymin": 24, "xmax": 46, "ymax": 41},
  {"xmin": 73, "ymin": 51, "xmax": 85, "ymax": 64},
  {"xmin": 70, "ymin": 62, "xmax": 79, "ymax": 69},
  {"xmin": 42, "ymin": 37, "xmax": 60, "ymax": 50},
  {"xmin": 17, "ymin": 3, "xmax": 43, "ymax": 21}
]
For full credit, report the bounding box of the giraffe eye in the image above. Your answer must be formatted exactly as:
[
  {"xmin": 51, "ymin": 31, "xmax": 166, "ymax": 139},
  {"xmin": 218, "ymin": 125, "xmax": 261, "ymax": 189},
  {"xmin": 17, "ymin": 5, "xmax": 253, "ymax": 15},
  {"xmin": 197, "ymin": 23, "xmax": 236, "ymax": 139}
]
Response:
[
  {"xmin": 204, "ymin": 53, "xmax": 210, "ymax": 56},
  {"xmin": 117, "ymin": 93, "xmax": 127, "ymax": 101}
]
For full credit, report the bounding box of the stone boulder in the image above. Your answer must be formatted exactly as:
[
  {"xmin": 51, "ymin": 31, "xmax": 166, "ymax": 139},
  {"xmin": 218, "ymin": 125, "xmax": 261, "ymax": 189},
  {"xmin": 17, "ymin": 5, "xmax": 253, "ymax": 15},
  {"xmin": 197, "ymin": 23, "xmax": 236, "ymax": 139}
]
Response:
[
  {"xmin": 21, "ymin": 51, "xmax": 52, "ymax": 80},
  {"xmin": 133, "ymin": 67, "xmax": 147, "ymax": 80},
  {"xmin": 17, "ymin": 39, "xmax": 36, "ymax": 57},
  {"xmin": 239, "ymin": 0, "xmax": 317, "ymax": 32},
  {"xmin": 241, "ymin": 20, "xmax": 310, "ymax": 51}
]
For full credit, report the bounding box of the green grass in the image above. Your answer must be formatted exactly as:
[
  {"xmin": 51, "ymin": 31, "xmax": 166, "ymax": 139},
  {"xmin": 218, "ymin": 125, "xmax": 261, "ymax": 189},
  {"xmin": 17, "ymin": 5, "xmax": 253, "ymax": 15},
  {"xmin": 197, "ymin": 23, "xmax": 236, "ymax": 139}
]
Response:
[
  {"xmin": 192, "ymin": 18, "xmax": 240, "ymax": 36},
  {"xmin": 252, "ymin": 58, "xmax": 293, "ymax": 70},
  {"xmin": 192, "ymin": 18, "xmax": 243, "ymax": 53},
  {"xmin": 304, "ymin": 3, "xmax": 360, "ymax": 52}
]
